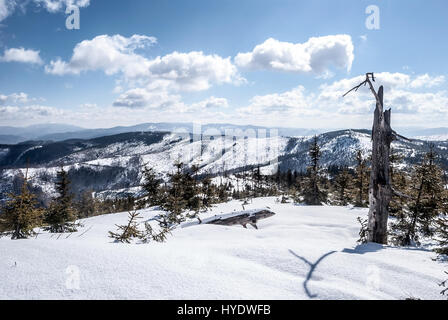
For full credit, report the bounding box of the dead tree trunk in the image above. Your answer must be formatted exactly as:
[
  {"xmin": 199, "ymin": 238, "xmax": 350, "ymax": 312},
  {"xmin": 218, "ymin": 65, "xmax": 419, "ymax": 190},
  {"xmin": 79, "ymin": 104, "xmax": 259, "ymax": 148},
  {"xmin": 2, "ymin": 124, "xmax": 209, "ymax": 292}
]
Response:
[
  {"xmin": 368, "ymin": 84, "xmax": 393, "ymax": 244},
  {"xmin": 344, "ymin": 73, "xmax": 393, "ymax": 244}
]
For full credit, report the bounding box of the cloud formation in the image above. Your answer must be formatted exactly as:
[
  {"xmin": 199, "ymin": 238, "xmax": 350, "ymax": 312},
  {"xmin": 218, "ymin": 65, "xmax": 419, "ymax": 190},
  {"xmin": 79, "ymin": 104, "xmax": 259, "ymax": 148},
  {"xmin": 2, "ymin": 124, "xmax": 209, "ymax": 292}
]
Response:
[
  {"xmin": 0, "ymin": 0, "xmax": 14, "ymax": 22},
  {"xmin": 0, "ymin": 92, "xmax": 32, "ymax": 104},
  {"xmin": 45, "ymin": 34, "xmax": 157, "ymax": 78},
  {"xmin": 0, "ymin": 105, "xmax": 64, "ymax": 120},
  {"xmin": 34, "ymin": 0, "xmax": 90, "ymax": 12},
  {"xmin": 112, "ymin": 85, "xmax": 228, "ymax": 114},
  {"xmin": 239, "ymin": 86, "xmax": 314, "ymax": 116},
  {"xmin": 235, "ymin": 35, "xmax": 354, "ymax": 75},
  {"xmin": 46, "ymin": 34, "xmax": 243, "ymax": 92},
  {"xmin": 236, "ymin": 72, "xmax": 448, "ymax": 126},
  {"xmin": 147, "ymin": 51, "xmax": 243, "ymax": 91},
  {"xmin": 318, "ymin": 72, "xmax": 447, "ymax": 114},
  {"xmin": 0, "ymin": 47, "xmax": 43, "ymax": 64},
  {"xmin": 113, "ymin": 88, "xmax": 182, "ymax": 109},
  {"xmin": 189, "ymin": 96, "xmax": 228, "ymax": 110},
  {"xmin": 0, "ymin": 0, "xmax": 91, "ymax": 22}
]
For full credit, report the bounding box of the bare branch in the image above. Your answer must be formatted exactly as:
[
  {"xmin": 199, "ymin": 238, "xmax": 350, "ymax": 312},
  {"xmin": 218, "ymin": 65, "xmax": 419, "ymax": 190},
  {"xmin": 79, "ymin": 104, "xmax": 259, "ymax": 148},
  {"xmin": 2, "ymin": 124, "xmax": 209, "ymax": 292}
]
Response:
[
  {"xmin": 342, "ymin": 73, "xmax": 379, "ymax": 102},
  {"xmin": 391, "ymin": 187, "xmax": 413, "ymax": 200},
  {"xmin": 342, "ymin": 80, "xmax": 368, "ymax": 97},
  {"xmin": 392, "ymin": 130, "xmax": 413, "ymax": 142}
]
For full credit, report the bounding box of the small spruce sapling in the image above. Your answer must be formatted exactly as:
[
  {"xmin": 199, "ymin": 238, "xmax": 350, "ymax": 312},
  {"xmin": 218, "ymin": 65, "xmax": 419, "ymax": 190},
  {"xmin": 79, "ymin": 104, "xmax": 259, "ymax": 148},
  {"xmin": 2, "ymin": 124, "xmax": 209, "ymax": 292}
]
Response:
[{"xmin": 108, "ymin": 211, "xmax": 144, "ymax": 243}]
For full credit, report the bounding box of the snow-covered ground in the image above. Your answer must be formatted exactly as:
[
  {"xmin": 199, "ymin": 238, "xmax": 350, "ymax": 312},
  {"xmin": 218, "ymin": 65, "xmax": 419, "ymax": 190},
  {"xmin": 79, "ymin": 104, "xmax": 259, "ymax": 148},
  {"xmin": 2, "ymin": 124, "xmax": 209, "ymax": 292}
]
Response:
[{"xmin": 0, "ymin": 197, "xmax": 445, "ymax": 300}]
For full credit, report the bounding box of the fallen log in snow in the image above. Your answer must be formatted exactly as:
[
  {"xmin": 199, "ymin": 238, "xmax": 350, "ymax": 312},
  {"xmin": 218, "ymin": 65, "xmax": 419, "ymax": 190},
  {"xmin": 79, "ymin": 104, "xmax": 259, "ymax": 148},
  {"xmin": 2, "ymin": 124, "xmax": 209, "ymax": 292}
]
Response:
[{"xmin": 182, "ymin": 209, "xmax": 275, "ymax": 229}]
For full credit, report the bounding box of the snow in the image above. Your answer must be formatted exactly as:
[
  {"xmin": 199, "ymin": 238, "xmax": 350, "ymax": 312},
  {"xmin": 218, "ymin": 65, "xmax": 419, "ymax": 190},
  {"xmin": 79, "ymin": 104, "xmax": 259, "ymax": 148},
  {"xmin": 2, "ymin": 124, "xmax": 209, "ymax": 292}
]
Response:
[{"xmin": 0, "ymin": 197, "xmax": 446, "ymax": 300}]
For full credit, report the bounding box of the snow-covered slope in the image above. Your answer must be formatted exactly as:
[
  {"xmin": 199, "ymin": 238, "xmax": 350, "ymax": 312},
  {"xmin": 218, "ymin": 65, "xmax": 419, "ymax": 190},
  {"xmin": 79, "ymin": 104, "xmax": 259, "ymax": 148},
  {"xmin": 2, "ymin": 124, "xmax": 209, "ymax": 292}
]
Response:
[
  {"xmin": 1, "ymin": 129, "xmax": 447, "ymax": 201},
  {"xmin": 0, "ymin": 197, "xmax": 445, "ymax": 300}
]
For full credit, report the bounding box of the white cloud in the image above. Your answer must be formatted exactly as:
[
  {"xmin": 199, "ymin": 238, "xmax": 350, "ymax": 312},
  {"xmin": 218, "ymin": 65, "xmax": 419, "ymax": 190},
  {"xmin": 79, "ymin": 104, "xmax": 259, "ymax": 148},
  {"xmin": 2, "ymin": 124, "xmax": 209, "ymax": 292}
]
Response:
[
  {"xmin": 0, "ymin": 0, "xmax": 91, "ymax": 22},
  {"xmin": 8, "ymin": 92, "xmax": 28, "ymax": 103},
  {"xmin": 45, "ymin": 34, "xmax": 157, "ymax": 78},
  {"xmin": 235, "ymin": 72, "xmax": 448, "ymax": 128},
  {"xmin": 0, "ymin": 0, "xmax": 15, "ymax": 22},
  {"xmin": 4, "ymin": 68, "xmax": 447, "ymax": 129},
  {"xmin": 183, "ymin": 96, "xmax": 229, "ymax": 113},
  {"xmin": 317, "ymin": 72, "xmax": 448, "ymax": 115},
  {"xmin": 0, "ymin": 92, "xmax": 39, "ymax": 105},
  {"xmin": 317, "ymin": 72, "xmax": 445, "ymax": 103},
  {"xmin": 147, "ymin": 51, "xmax": 243, "ymax": 91},
  {"xmin": 235, "ymin": 35, "xmax": 354, "ymax": 74},
  {"xmin": 0, "ymin": 47, "xmax": 43, "ymax": 64},
  {"xmin": 112, "ymin": 86, "xmax": 229, "ymax": 114},
  {"xmin": 45, "ymin": 34, "xmax": 243, "ymax": 92},
  {"xmin": 239, "ymin": 86, "xmax": 314, "ymax": 116},
  {"xmin": 0, "ymin": 105, "xmax": 64, "ymax": 120},
  {"xmin": 113, "ymin": 87, "xmax": 182, "ymax": 109},
  {"xmin": 410, "ymin": 74, "xmax": 445, "ymax": 88},
  {"xmin": 190, "ymin": 96, "xmax": 228, "ymax": 109},
  {"xmin": 33, "ymin": 0, "xmax": 90, "ymax": 12}
]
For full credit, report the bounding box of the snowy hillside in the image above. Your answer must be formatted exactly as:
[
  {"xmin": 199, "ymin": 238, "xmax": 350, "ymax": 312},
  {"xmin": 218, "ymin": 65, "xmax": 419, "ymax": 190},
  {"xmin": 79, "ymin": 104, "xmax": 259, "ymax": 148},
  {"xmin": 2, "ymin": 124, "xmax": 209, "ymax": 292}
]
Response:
[
  {"xmin": 1, "ymin": 129, "xmax": 447, "ymax": 201},
  {"xmin": 0, "ymin": 197, "xmax": 445, "ymax": 300}
]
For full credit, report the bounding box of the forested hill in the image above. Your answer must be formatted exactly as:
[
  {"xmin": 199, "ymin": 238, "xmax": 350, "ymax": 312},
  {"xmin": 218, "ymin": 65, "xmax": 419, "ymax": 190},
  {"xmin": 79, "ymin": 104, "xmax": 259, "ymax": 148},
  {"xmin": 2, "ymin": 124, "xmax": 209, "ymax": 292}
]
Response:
[{"xmin": 0, "ymin": 129, "xmax": 447, "ymax": 201}]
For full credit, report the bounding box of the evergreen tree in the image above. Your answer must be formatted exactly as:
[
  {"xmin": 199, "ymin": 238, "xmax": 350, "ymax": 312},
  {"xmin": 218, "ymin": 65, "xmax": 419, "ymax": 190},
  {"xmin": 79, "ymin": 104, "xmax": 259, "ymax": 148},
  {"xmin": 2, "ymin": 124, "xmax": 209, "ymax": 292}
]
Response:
[
  {"xmin": 75, "ymin": 190, "xmax": 99, "ymax": 218},
  {"xmin": 334, "ymin": 168, "xmax": 352, "ymax": 206},
  {"xmin": 391, "ymin": 146, "xmax": 446, "ymax": 245},
  {"xmin": 141, "ymin": 166, "xmax": 162, "ymax": 207},
  {"xmin": 161, "ymin": 162, "xmax": 188, "ymax": 225},
  {"xmin": 109, "ymin": 210, "xmax": 144, "ymax": 243},
  {"xmin": 201, "ymin": 176, "xmax": 216, "ymax": 209},
  {"xmin": 435, "ymin": 217, "xmax": 448, "ymax": 255},
  {"xmin": 286, "ymin": 169, "xmax": 293, "ymax": 189},
  {"xmin": 216, "ymin": 183, "xmax": 230, "ymax": 203},
  {"xmin": 389, "ymin": 148, "xmax": 408, "ymax": 217},
  {"xmin": 301, "ymin": 136, "xmax": 327, "ymax": 205},
  {"xmin": 183, "ymin": 164, "xmax": 203, "ymax": 216},
  {"xmin": 353, "ymin": 150, "xmax": 369, "ymax": 207},
  {"xmin": 253, "ymin": 165, "xmax": 262, "ymax": 197},
  {"xmin": 0, "ymin": 171, "xmax": 43, "ymax": 239},
  {"xmin": 44, "ymin": 166, "xmax": 78, "ymax": 233}
]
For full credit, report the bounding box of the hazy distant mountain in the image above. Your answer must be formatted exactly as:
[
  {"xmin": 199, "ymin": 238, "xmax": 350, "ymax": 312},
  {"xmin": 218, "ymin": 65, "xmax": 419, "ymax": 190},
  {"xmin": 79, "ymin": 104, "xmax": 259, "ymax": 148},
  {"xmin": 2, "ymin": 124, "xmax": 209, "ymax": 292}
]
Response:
[
  {"xmin": 3, "ymin": 122, "xmax": 448, "ymax": 145},
  {"xmin": 396, "ymin": 127, "xmax": 448, "ymax": 140},
  {"xmin": 0, "ymin": 124, "xmax": 84, "ymax": 143},
  {"xmin": 37, "ymin": 122, "xmax": 323, "ymax": 142},
  {"xmin": 0, "ymin": 135, "xmax": 25, "ymax": 144}
]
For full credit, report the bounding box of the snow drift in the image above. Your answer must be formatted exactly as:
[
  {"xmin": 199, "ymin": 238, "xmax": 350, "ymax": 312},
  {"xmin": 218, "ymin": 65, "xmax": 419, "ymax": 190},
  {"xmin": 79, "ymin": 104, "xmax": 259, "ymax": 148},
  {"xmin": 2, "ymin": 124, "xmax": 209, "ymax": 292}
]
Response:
[{"xmin": 0, "ymin": 197, "xmax": 445, "ymax": 300}]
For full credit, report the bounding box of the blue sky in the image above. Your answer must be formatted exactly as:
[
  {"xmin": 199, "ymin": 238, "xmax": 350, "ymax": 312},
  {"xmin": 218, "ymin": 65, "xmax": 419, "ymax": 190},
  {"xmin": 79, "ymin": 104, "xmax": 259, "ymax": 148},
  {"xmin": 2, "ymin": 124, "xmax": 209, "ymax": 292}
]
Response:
[{"xmin": 0, "ymin": 0, "xmax": 447, "ymax": 129}]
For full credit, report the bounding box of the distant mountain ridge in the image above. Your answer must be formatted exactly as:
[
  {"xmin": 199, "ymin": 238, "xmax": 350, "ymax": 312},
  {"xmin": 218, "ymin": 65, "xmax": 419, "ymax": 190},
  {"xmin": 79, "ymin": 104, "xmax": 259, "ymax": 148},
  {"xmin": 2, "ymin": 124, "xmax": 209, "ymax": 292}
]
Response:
[
  {"xmin": 0, "ymin": 122, "xmax": 328, "ymax": 144},
  {"xmin": 0, "ymin": 124, "xmax": 84, "ymax": 144},
  {"xmin": 34, "ymin": 122, "xmax": 323, "ymax": 142},
  {"xmin": 2, "ymin": 122, "xmax": 448, "ymax": 145}
]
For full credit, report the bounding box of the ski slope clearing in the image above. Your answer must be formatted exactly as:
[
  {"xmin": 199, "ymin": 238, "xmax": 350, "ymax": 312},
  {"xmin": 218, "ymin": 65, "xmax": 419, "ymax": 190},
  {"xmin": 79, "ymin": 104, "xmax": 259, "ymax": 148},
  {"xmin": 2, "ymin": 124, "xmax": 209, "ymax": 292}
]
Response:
[{"xmin": 0, "ymin": 197, "xmax": 445, "ymax": 300}]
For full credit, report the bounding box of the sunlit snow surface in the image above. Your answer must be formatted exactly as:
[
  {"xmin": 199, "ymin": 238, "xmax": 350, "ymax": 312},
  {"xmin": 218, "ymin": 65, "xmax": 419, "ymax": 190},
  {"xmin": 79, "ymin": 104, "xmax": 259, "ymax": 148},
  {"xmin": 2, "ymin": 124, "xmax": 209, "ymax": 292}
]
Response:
[{"xmin": 0, "ymin": 197, "xmax": 445, "ymax": 300}]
